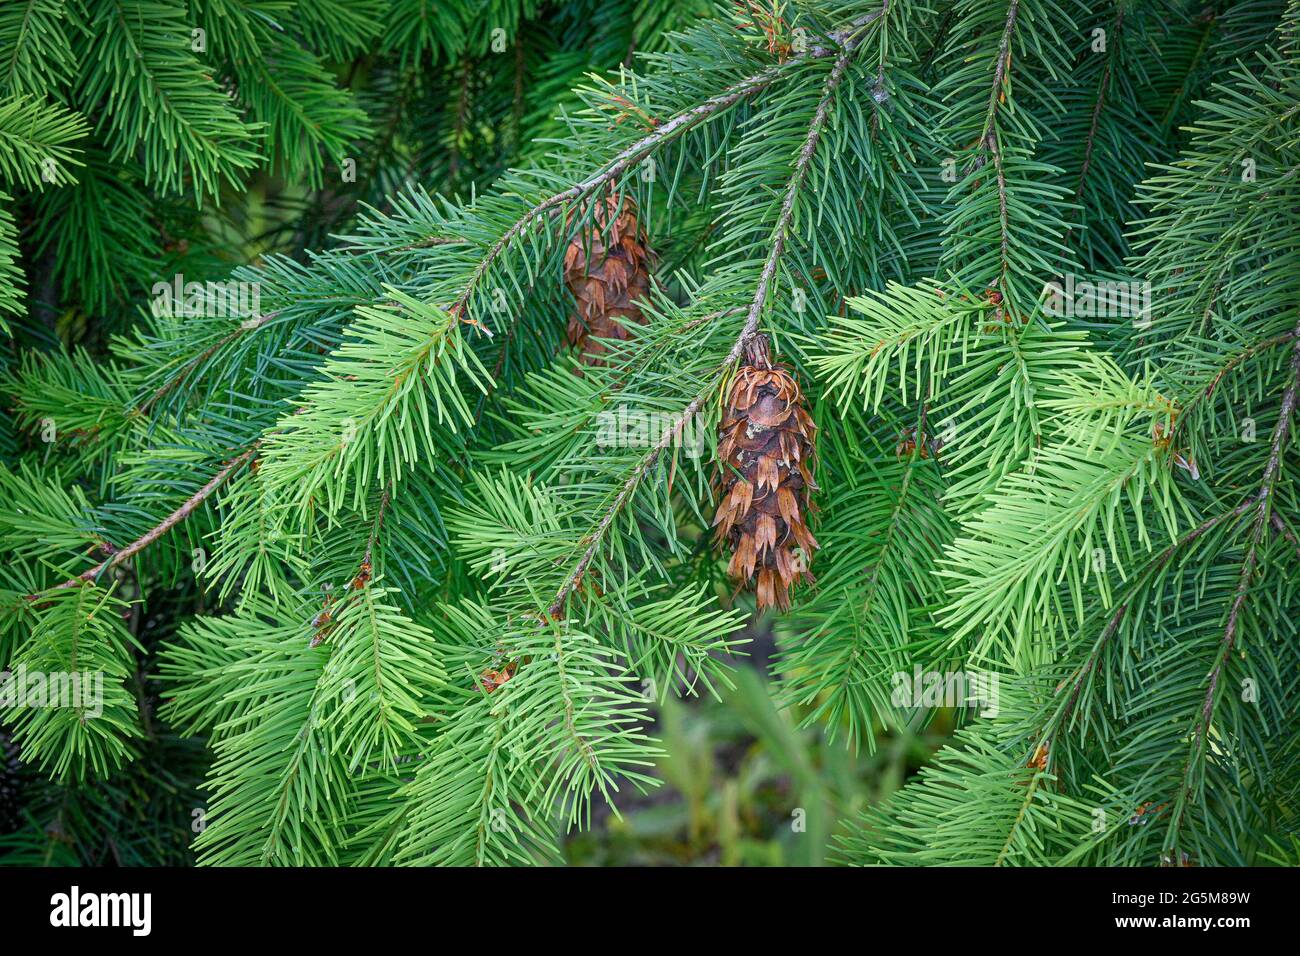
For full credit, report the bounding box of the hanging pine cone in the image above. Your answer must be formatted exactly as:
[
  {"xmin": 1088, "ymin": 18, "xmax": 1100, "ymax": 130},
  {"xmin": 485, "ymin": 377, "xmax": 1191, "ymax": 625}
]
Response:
[
  {"xmin": 563, "ymin": 193, "xmax": 653, "ymax": 366},
  {"xmin": 712, "ymin": 334, "xmax": 819, "ymax": 610},
  {"xmin": 0, "ymin": 727, "xmax": 25, "ymax": 835}
]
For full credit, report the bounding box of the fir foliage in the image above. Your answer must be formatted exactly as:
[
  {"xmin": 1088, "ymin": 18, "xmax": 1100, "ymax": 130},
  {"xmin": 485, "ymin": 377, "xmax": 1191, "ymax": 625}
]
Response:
[{"xmin": 1, "ymin": 0, "xmax": 1298, "ymax": 867}]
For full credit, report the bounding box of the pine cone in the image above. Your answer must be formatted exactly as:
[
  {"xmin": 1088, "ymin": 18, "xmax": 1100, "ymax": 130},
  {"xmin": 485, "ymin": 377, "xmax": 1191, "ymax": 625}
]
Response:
[
  {"xmin": 563, "ymin": 193, "xmax": 652, "ymax": 366},
  {"xmin": 712, "ymin": 335, "xmax": 819, "ymax": 610}
]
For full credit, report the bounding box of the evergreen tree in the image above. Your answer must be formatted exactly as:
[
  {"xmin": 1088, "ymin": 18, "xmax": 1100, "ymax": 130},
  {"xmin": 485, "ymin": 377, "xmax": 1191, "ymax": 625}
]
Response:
[{"xmin": 0, "ymin": 0, "xmax": 1297, "ymax": 867}]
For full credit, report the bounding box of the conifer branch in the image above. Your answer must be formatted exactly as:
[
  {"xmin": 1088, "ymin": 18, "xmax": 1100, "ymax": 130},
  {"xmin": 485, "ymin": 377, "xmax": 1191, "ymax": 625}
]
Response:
[
  {"xmin": 736, "ymin": 46, "xmax": 858, "ymax": 355},
  {"xmin": 8, "ymin": 0, "xmax": 1298, "ymax": 868},
  {"xmin": 545, "ymin": 381, "xmax": 715, "ymax": 620},
  {"xmin": 136, "ymin": 313, "xmax": 277, "ymax": 417},
  {"xmin": 1203, "ymin": 326, "xmax": 1300, "ymax": 676},
  {"xmin": 984, "ymin": 0, "xmax": 1018, "ymax": 297},
  {"xmin": 980, "ymin": 0, "xmax": 1018, "ymax": 149},
  {"xmin": 1170, "ymin": 319, "xmax": 1300, "ymax": 839},
  {"xmin": 28, "ymin": 442, "xmax": 262, "ymax": 597},
  {"xmin": 1156, "ymin": 11, "xmax": 1215, "ymax": 138},
  {"xmin": 454, "ymin": 6, "xmax": 886, "ymax": 334},
  {"xmin": 363, "ymin": 485, "xmax": 392, "ymax": 569},
  {"xmin": 994, "ymin": 768, "xmax": 1043, "ymax": 867},
  {"xmin": 1172, "ymin": 329, "xmax": 1299, "ymax": 442},
  {"xmin": 547, "ymin": 34, "xmax": 862, "ymax": 620},
  {"xmin": 1042, "ymin": 496, "xmax": 1258, "ymax": 760},
  {"xmin": 1074, "ymin": 9, "xmax": 1124, "ymax": 200}
]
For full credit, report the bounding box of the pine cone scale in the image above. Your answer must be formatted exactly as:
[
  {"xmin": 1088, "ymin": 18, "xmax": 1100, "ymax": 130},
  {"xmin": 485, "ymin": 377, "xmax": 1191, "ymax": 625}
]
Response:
[
  {"xmin": 563, "ymin": 194, "xmax": 653, "ymax": 365},
  {"xmin": 713, "ymin": 338, "xmax": 819, "ymax": 611}
]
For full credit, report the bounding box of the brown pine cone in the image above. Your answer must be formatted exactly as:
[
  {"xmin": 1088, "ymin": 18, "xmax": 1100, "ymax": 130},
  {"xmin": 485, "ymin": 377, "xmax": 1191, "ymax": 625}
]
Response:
[
  {"xmin": 563, "ymin": 193, "xmax": 652, "ymax": 366},
  {"xmin": 712, "ymin": 335, "xmax": 819, "ymax": 611}
]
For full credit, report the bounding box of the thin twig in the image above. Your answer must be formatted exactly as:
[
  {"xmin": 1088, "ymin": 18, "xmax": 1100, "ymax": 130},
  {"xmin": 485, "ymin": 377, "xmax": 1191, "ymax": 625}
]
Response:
[
  {"xmin": 973, "ymin": 0, "xmax": 1018, "ymax": 308},
  {"xmin": 1196, "ymin": 328, "xmax": 1300, "ymax": 721},
  {"xmin": 136, "ymin": 314, "xmax": 277, "ymax": 417},
  {"xmin": 733, "ymin": 47, "xmax": 860, "ymax": 358},
  {"xmin": 362, "ymin": 484, "xmax": 392, "ymax": 569},
  {"xmin": 979, "ymin": 0, "xmax": 1019, "ymax": 148},
  {"xmin": 1172, "ymin": 329, "xmax": 1298, "ymax": 442},
  {"xmin": 27, "ymin": 442, "xmax": 262, "ymax": 598},
  {"xmin": 1074, "ymin": 10, "xmax": 1124, "ymax": 200},
  {"xmin": 1170, "ymin": 318, "xmax": 1300, "ymax": 836}
]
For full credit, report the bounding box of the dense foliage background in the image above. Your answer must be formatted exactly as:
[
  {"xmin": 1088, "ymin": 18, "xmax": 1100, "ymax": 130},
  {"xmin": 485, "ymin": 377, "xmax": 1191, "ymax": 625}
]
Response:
[
  {"xmin": 1, "ymin": 0, "xmax": 1298, "ymax": 866},
  {"xmin": 0, "ymin": 0, "xmax": 958, "ymax": 866}
]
